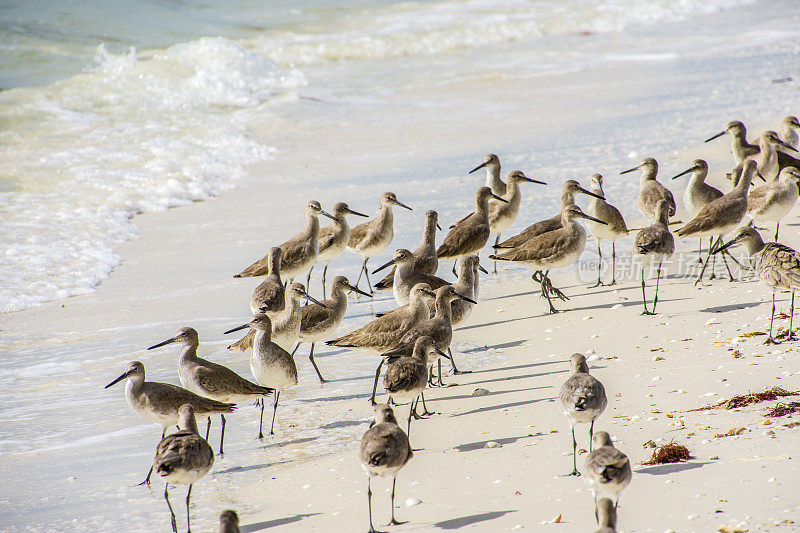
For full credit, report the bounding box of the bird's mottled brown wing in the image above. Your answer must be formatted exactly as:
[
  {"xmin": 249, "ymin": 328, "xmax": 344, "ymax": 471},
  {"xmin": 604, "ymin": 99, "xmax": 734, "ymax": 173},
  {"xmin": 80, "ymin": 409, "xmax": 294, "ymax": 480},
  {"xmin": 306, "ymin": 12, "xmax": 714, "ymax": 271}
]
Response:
[
  {"xmin": 252, "ymin": 277, "xmax": 284, "ymax": 313},
  {"xmin": 383, "ymin": 360, "xmax": 425, "ymax": 394},
  {"xmin": 317, "ymin": 225, "xmax": 337, "ymax": 252},
  {"xmin": 348, "ymin": 219, "xmax": 371, "ymax": 248},
  {"xmin": 359, "ymin": 423, "xmax": 412, "ymax": 469},
  {"xmin": 677, "ymin": 198, "xmax": 735, "ymax": 237},
  {"xmin": 193, "ymin": 362, "xmax": 271, "ymax": 397},
  {"xmin": 746, "ymin": 185, "xmax": 772, "ymax": 214},
  {"xmin": 235, "ymin": 254, "xmax": 269, "ymax": 277},
  {"xmin": 301, "ymin": 302, "xmax": 332, "ymax": 330},
  {"xmin": 760, "ymin": 243, "xmax": 800, "ymax": 290},
  {"xmin": 154, "ymin": 431, "xmax": 214, "ymax": 476},
  {"xmin": 635, "ymin": 226, "xmax": 674, "ymax": 255},
  {"xmin": 328, "ymin": 306, "xmax": 412, "ymax": 347},
  {"xmin": 493, "ymin": 228, "xmax": 572, "ymax": 262},
  {"xmin": 496, "ymin": 214, "xmax": 561, "ymax": 248},
  {"xmin": 280, "ymin": 236, "xmax": 311, "ymax": 271},
  {"xmin": 437, "ymin": 214, "xmax": 487, "ymax": 258},
  {"xmin": 143, "ymin": 382, "xmax": 236, "ymax": 415}
]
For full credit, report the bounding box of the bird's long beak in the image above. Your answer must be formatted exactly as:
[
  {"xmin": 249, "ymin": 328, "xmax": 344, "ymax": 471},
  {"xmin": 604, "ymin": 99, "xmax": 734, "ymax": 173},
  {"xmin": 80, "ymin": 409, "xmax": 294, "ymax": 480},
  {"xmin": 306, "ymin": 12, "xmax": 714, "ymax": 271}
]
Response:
[
  {"xmin": 372, "ymin": 258, "xmax": 395, "ymax": 274},
  {"xmin": 491, "ymin": 193, "xmax": 509, "ymax": 203},
  {"xmin": 301, "ymin": 291, "xmax": 327, "ymax": 307},
  {"xmin": 380, "ymin": 345, "xmax": 408, "ymax": 357},
  {"xmin": 395, "ymin": 201, "xmax": 413, "ymax": 211},
  {"xmin": 456, "ymin": 292, "xmax": 478, "ymax": 304},
  {"xmin": 578, "ymin": 186, "xmax": 605, "ymax": 200},
  {"xmin": 705, "ymin": 130, "xmax": 728, "ymax": 143},
  {"xmin": 105, "ymin": 370, "xmax": 130, "ymax": 389},
  {"xmin": 223, "ymin": 323, "xmax": 250, "ymax": 335},
  {"xmin": 712, "ymin": 239, "xmax": 736, "ymax": 255},
  {"xmin": 147, "ymin": 336, "xmax": 177, "ymax": 350},
  {"xmin": 671, "ymin": 167, "xmax": 694, "ymax": 180},
  {"xmin": 421, "ymin": 289, "xmax": 437, "ymax": 298},
  {"xmin": 320, "ymin": 209, "xmax": 337, "ymax": 221},
  {"xmin": 757, "ymin": 171, "xmax": 767, "ymax": 182},
  {"xmin": 522, "ymin": 176, "xmax": 547, "ymax": 185},
  {"xmin": 777, "ymin": 139, "xmax": 799, "ymax": 152},
  {"xmin": 434, "ymin": 347, "xmax": 451, "ymax": 360},
  {"xmin": 620, "ymin": 166, "xmax": 639, "ymax": 175},
  {"xmin": 478, "ymin": 264, "xmax": 488, "ymax": 274},
  {"xmin": 436, "ymin": 222, "xmax": 442, "ymax": 231},
  {"xmin": 346, "ymin": 283, "xmax": 372, "ymax": 298},
  {"xmin": 578, "ymin": 212, "xmax": 608, "ymax": 225},
  {"xmin": 469, "ymin": 161, "xmax": 488, "ymax": 174},
  {"xmin": 348, "ymin": 208, "xmax": 369, "ymax": 217}
]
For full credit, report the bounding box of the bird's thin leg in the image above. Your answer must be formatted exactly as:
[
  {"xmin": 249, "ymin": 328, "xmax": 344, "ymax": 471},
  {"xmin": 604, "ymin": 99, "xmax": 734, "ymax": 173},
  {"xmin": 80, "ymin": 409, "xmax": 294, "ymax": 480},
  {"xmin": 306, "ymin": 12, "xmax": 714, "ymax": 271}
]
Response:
[
  {"xmin": 308, "ymin": 343, "xmax": 326, "ymax": 383},
  {"xmin": 437, "ymin": 358, "xmax": 444, "ymax": 386},
  {"xmin": 363, "ymin": 259, "xmax": 374, "ymax": 296},
  {"xmin": 652, "ymin": 260, "xmax": 663, "ymax": 313},
  {"xmin": 695, "ymin": 241, "xmax": 714, "ymax": 285},
  {"xmin": 388, "ymin": 475, "xmax": 407, "ymax": 526},
  {"xmin": 427, "ymin": 365, "xmax": 438, "ymax": 388},
  {"xmin": 709, "ymin": 236, "xmax": 719, "ymax": 280},
  {"xmin": 719, "ymin": 248, "xmax": 735, "ymax": 282},
  {"xmin": 609, "ymin": 242, "xmax": 617, "ymax": 285},
  {"xmin": 542, "ymin": 275, "xmax": 558, "ymax": 314},
  {"xmin": 564, "ymin": 424, "xmax": 580, "ymax": 476},
  {"xmin": 269, "ymin": 390, "xmax": 280, "ymax": 435},
  {"xmin": 185, "ymin": 484, "xmax": 193, "ymax": 533},
  {"xmin": 766, "ymin": 292, "xmax": 780, "ymax": 344},
  {"xmin": 370, "ymin": 360, "xmax": 384, "ymax": 405},
  {"xmin": 218, "ymin": 414, "xmax": 226, "ymax": 455},
  {"xmin": 205, "ymin": 417, "xmax": 211, "ymax": 440},
  {"xmin": 789, "ymin": 292, "xmax": 797, "ymax": 341},
  {"xmin": 589, "ymin": 420, "xmax": 595, "ymax": 452},
  {"xmin": 164, "ymin": 484, "xmax": 177, "ymax": 533},
  {"xmin": 452, "ymin": 258, "xmax": 458, "ymax": 277},
  {"xmin": 290, "ymin": 342, "xmax": 300, "ymax": 357},
  {"xmin": 354, "ymin": 260, "xmax": 365, "ymax": 288},
  {"xmin": 775, "ymin": 222, "xmax": 780, "ymax": 242},
  {"xmin": 493, "ymin": 235, "xmax": 500, "ymax": 274},
  {"xmin": 257, "ymin": 400, "xmax": 265, "ymax": 439},
  {"xmin": 641, "ymin": 265, "xmax": 653, "ymax": 315},
  {"xmin": 590, "ymin": 240, "xmax": 603, "ymax": 288},
  {"xmin": 448, "ymin": 347, "xmax": 467, "ymax": 375},
  {"xmin": 138, "ymin": 429, "xmax": 165, "ymax": 486},
  {"xmin": 322, "ymin": 262, "xmax": 329, "ymax": 299},
  {"xmin": 418, "ymin": 390, "xmax": 436, "ymax": 416},
  {"xmin": 722, "ymin": 248, "xmax": 744, "ymax": 269},
  {"xmin": 367, "ymin": 477, "xmax": 381, "ymax": 533}
]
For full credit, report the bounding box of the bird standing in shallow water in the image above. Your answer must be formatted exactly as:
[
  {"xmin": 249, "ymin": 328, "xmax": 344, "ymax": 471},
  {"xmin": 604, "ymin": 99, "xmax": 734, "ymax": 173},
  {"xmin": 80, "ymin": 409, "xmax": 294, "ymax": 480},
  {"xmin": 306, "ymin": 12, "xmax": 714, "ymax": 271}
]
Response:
[
  {"xmin": 315, "ymin": 202, "xmax": 369, "ymax": 298},
  {"xmin": 152, "ymin": 404, "xmax": 214, "ymax": 533},
  {"xmin": 374, "ymin": 210, "xmax": 442, "ymax": 291}
]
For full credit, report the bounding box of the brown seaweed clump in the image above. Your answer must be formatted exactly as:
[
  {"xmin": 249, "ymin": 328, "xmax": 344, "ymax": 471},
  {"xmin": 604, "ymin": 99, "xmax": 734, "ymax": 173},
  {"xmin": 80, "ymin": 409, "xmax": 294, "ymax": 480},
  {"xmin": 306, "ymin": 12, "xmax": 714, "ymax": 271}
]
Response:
[
  {"xmin": 766, "ymin": 402, "xmax": 800, "ymax": 417},
  {"xmin": 689, "ymin": 387, "xmax": 799, "ymax": 411},
  {"xmin": 642, "ymin": 441, "xmax": 692, "ymax": 465}
]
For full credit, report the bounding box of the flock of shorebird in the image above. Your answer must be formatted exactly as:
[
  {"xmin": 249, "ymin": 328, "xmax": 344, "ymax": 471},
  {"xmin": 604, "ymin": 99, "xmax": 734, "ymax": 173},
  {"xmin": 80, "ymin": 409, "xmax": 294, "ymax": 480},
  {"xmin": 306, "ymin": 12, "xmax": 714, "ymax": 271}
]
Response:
[{"xmin": 104, "ymin": 115, "xmax": 800, "ymax": 532}]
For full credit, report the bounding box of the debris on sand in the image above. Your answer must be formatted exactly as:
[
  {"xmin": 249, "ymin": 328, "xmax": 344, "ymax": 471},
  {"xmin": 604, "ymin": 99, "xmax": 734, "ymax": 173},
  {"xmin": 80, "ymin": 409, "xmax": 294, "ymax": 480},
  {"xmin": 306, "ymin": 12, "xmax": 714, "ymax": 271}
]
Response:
[
  {"xmin": 642, "ymin": 441, "xmax": 692, "ymax": 465},
  {"xmin": 714, "ymin": 428, "xmax": 747, "ymax": 438},
  {"xmin": 688, "ymin": 387, "xmax": 799, "ymax": 411},
  {"xmin": 766, "ymin": 402, "xmax": 800, "ymax": 417}
]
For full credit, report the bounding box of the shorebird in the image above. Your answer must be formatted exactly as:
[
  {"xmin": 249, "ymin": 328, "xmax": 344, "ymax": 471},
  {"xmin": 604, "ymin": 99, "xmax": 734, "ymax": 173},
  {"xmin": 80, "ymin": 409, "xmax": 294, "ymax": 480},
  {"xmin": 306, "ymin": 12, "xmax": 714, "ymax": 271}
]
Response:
[
  {"xmin": 779, "ymin": 116, "xmax": 800, "ymax": 153},
  {"xmin": 218, "ymin": 510, "xmax": 240, "ymax": 533},
  {"xmin": 153, "ymin": 404, "xmax": 214, "ymax": 533},
  {"xmin": 294, "ymin": 275, "xmax": 370, "ymax": 382},
  {"xmin": 105, "ymin": 361, "xmax": 234, "ymax": 485},
  {"xmin": 437, "ymin": 186, "xmax": 508, "ymax": 273},
  {"xmin": 747, "ymin": 167, "xmax": 800, "ymax": 240},
  {"xmin": 634, "ymin": 199, "xmax": 674, "ymax": 315},
  {"xmin": 373, "ymin": 248, "xmax": 451, "ymax": 306},
  {"xmin": 494, "ymin": 180, "xmax": 604, "ymax": 250},
  {"xmin": 469, "ymin": 153, "xmax": 505, "ymax": 196},
  {"xmin": 671, "ymin": 159, "xmax": 723, "ymax": 264},
  {"xmin": 594, "ymin": 498, "xmax": 617, "ymax": 533},
  {"xmin": 371, "ymin": 285, "xmax": 475, "ymax": 400},
  {"xmin": 224, "ymin": 314, "xmax": 297, "ymax": 437},
  {"xmin": 327, "ymin": 283, "xmax": 436, "ymax": 356},
  {"xmin": 228, "ymin": 282, "xmax": 325, "ymax": 352},
  {"xmin": 621, "ymin": 158, "xmax": 676, "ymax": 220},
  {"xmin": 749, "ymin": 130, "xmax": 800, "ymax": 181},
  {"xmin": 585, "ymin": 174, "xmax": 628, "ymax": 287},
  {"xmin": 374, "ymin": 210, "xmax": 441, "ymax": 291},
  {"xmin": 450, "ymin": 254, "xmax": 486, "ymax": 327},
  {"xmin": 559, "ymin": 353, "xmax": 607, "ymax": 476},
  {"xmin": 360, "ymin": 404, "xmax": 413, "ymax": 533},
  {"xmin": 584, "ymin": 431, "xmax": 632, "ymax": 512},
  {"xmin": 147, "ymin": 327, "xmax": 274, "ymax": 454},
  {"xmin": 678, "ymin": 160, "xmax": 757, "ymax": 284},
  {"xmin": 715, "ymin": 226, "xmax": 800, "ymax": 344},
  {"xmin": 235, "ymin": 200, "xmax": 336, "ymax": 280},
  {"xmin": 488, "ymin": 170, "xmax": 547, "ymax": 272},
  {"xmin": 382, "ymin": 336, "xmax": 447, "ymax": 437},
  {"xmin": 705, "ymin": 120, "xmax": 759, "ymax": 164},
  {"xmin": 249, "ymin": 247, "xmax": 284, "ymax": 316},
  {"xmin": 347, "ymin": 192, "xmax": 412, "ymax": 296},
  {"xmin": 315, "ymin": 202, "xmax": 369, "ymax": 298},
  {"xmin": 490, "ymin": 205, "xmax": 608, "ymax": 313}
]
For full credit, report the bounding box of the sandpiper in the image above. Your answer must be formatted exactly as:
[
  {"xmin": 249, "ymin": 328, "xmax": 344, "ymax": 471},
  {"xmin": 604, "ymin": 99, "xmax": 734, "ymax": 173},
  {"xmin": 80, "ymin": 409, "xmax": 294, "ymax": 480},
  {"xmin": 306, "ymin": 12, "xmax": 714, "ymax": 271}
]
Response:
[
  {"xmin": 621, "ymin": 157, "xmax": 676, "ymax": 220},
  {"xmin": 747, "ymin": 167, "xmax": 800, "ymax": 241},
  {"xmin": 218, "ymin": 510, "xmax": 240, "ymax": 533},
  {"xmin": 704, "ymin": 120, "xmax": 759, "ymax": 164},
  {"xmin": 671, "ymin": 159, "xmax": 723, "ymax": 265},
  {"xmin": 374, "ymin": 210, "xmax": 441, "ymax": 291},
  {"xmin": 315, "ymin": 202, "xmax": 369, "ymax": 298},
  {"xmin": 585, "ymin": 174, "xmax": 628, "ymax": 287},
  {"xmin": 634, "ymin": 199, "xmax": 674, "ymax": 315},
  {"xmin": 584, "ymin": 432, "xmax": 632, "ymax": 513},
  {"xmin": 778, "ymin": 116, "xmax": 800, "ymax": 153},
  {"xmin": 249, "ymin": 247, "xmax": 284, "ymax": 316},
  {"xmin": 469, "ymin": 153, "xmax": 505, "ymax": 196},
  {"xmin": 373, "ymin": 248, "xmax": 451, "ymax": 306}
]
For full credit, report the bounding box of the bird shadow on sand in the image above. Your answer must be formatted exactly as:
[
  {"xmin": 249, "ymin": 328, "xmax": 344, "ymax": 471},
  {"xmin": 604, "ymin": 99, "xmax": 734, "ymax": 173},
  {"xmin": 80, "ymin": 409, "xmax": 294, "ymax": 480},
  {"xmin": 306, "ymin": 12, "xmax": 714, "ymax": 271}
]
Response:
[
  {"xmin": 259, "ymin": 436, "xmax": 318, "ymax": 449},
  {"xmin": 467, "ymin": 369, "xmax": 567, "ymax": 386},
  {"xmin": 455, "ymin": 435, "xmax": 537, "ymax": 452},
  {"xmin": 297, "ymin": 392, "xmax": 372, "ymax": 403},
  {"xmin": 564, "ymin": 296, "xmax": 691, "ymax": 314},
  {"xmin": 320, "ymin": 419, "xmax": 368, "ymax": 430},
  {"xmin": 468, "ymin": 359, "xmax": 568, "ymax": 374},
  {"xmin": 457, "ymin": 315, "xmax": 535, "ymax": 331},
  {"xmin": 433, "ymin": 385, "xmax": 551, "ymax": 403},
  {"xmin": 458, "ymin": 339, "xmax": 528, "ymax": 351},
  {"xmin": 241, "ymin": 513, "xmax": 321, "ymax": 531},
  {"xmin": 213, "ymin": 459, "xmax": 291, "ymax": 476},
  {"xmin": 433, "ymin": 510, "xmax": 516, "ymax": 529},
  {"xmin": 699, "ymin": 301, "xmax": 763, "ymax": 313},
  {"xmin": 451, "ymin": 396, "xmax": 555, "ymax": 417},
  {"xmin": 635, "ymin": 461, "xmax": 708, "ymax": 475}
]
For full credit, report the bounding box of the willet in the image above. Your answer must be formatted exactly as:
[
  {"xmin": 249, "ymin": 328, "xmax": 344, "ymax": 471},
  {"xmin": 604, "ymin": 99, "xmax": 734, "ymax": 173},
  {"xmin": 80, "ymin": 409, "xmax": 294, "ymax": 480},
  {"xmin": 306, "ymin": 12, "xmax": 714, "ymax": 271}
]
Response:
[
  {"xmin": 373, "ymin": 248, "xmax": 452, "ymax": 306},
  {"xmin": 469, "ymin": 153, "xmax": 505, "ymax": 196},
  {"xmin": 678, "ymin": 160, "xmax": 757, "ymax": 283},
  {"xmin": 747, "ymin": 167, "xmax": 800, "ymax": 240},
  {"xmin": 750, "ymin": 130, "xmax": 800, "ymax": 181},
  {"xmin": 295, "ymin": 275, "xmax": 370, "ymax": 382},
  {"xmin": 153, "ymin": 404, "xmax": 214, "ymax": 533},
  {"xmin": 437, "ymin": 186, "xmax": 508, "ymax": 272},
  {"xmin": 382, "ymin": 336, "xmax": 447, "ymax": 437},
  {"xmin": 235, "ymin": 200, "xmax": 336, "ymax": 280},
  {"xmin": 671, "ymin": 159, "xmax": 723, "ymax": 265},
  {"xmin": 779, "ymin": 116, "xmax": 800, "ymax": 153},
  {"xmin": 705, "ymin": 120, "xmax": 759, "ymax": 164},
  {"xmin": 584, "ymin": 432, "xmax": 631, "ymax": 514},
  {"xmin": 715, "ymin": 226, "xmax": 800, "ymax": 344},
  {"xmin": 249, "ymin": 247, "xmax": 284, "ymax": 316},
  {"xmin": 634, "ymin": 199, "xmax": 674, "ymax": 315},
  {"xmin": 374, "ymin": 210, "xmax": 441, "ymax": 291},
  {"xmin": 218, "ymin": 510, "xmax": 240, "ymax": 533},
  {"xmin": 450, "ymin": 254, "xmax": 486, "ymax": 327},
  {"xmin": 488, "ymin": 170, "xmax": 547, "ymax": 272},
  {"xmin": 327, "ymin": 283, "xmax": 436, "ymax": 356},
  {"xmin": 228, "ymin": 282, "xmax": 325, "ymax": 352},
  {"xmin": 224, "ymin": 314, "xmax": 298, "ymax": 437},
  {"xmin": 559, "ymin": 353, "xmax": 607, "ymax": 476},
  {"xmin": 315, "ymin": 202, "xmax": 369, "ymax": 298},
  {"xmin": 360, "ymin": 404, "xmax": 413, "ymax": 533},
  {"xmin": 371, "ymin": 285, "xmax": 475, "ymax": 400},
  {"xmin": 585, "ymin": 174, "xmax": 628, "ymax": 287},
  {"xmin": 347, "ymin": 192, "xmax": 412, "ymax": 296},
  {"xmin": 494, "ymin": 180, "xmax": 604, "ymax": 250},
  {"xmin": 594, "ymin": 498, "xmax": 617, "ymax": 533},
  {"xmin": 147, "ymin": 327, "xmax": 275, "ymax": 454},
  {"xmin": 105, "ymin": 361, "xmax": 235, "ymax": 485},
  {"xmin": 621, "ymin": 158, "xmax": 676, "ymax": 220},
  {"xmin": 490, "ymin": 205, "xmax": 608, "ymax": 313}
]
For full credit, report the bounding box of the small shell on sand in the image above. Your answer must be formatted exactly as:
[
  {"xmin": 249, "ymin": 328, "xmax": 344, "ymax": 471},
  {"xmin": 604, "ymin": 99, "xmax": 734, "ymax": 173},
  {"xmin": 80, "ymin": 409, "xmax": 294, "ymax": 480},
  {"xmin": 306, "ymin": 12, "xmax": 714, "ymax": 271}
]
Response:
[{"xmin": 485, "ymin": 441, "xmax": 501, "ymax": 449}]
